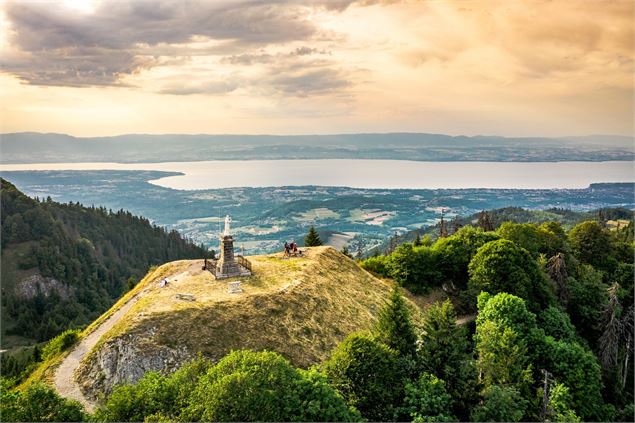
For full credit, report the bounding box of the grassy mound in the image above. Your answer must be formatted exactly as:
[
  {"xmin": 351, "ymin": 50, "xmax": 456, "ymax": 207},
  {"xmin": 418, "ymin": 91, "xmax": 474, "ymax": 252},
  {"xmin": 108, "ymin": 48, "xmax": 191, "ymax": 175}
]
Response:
[{"xmin": 76, "ymin": 247, "xmax": 417, "ymax": 397}]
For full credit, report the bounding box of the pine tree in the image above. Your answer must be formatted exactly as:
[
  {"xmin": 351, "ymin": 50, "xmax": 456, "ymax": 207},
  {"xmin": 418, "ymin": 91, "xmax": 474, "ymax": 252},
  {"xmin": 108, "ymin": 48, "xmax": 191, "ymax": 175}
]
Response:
[
  {"xmin": 413, "ymin": 231, "xmax": 422, "ymax": 246},
  {"xmin": 341, "ymin": 246, "xmax": 353, "ymax": 258},
  {"xmin": 374, "ymin": 287, "xmax": 417, "ymax": 357},
  {"xmin": 304, "ymin": 226, "xmax": 323, "ymax": 247}
]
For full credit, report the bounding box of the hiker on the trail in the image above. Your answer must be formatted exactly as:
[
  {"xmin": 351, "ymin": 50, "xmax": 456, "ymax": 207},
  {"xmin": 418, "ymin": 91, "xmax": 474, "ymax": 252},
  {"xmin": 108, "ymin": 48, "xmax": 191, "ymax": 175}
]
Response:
[
  {"xmin": 284, "ymin": 242, "xmax": 290, "ymax": 256},
  {"xmin": 291, "ymin": 241, "xmax": 298, "ymax": 254}
]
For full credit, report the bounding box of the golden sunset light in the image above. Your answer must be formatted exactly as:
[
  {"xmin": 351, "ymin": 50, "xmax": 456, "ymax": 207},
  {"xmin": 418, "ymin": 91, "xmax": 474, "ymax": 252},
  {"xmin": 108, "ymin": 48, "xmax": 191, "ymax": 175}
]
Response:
[{"xmin": 1, "ymin": 0, "xmax": 632, "ymax": 137}]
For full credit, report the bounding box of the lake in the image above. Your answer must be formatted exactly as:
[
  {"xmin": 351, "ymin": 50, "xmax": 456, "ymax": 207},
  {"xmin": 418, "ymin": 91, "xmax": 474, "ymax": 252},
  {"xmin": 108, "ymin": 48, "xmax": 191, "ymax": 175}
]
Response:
[{"xmin": 1, "ymin": 160, "xmax": 633, "ymax": 190}]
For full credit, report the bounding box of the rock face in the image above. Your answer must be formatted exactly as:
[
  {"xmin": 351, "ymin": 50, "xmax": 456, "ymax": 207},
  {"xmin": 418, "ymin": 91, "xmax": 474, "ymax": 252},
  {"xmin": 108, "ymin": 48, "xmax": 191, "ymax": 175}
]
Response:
[
  {"xmin": 77, "ymin": 329, "xmax": 192, "ymax": 400},
  {"xmin": 15, "ymin": 274, "xmax": 72, "ymax": 300}
]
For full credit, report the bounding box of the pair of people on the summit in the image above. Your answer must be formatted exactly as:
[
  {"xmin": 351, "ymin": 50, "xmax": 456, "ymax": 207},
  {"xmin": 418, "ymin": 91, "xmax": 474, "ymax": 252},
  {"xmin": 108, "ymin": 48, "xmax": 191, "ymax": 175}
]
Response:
[{"xmin": 284, "ymin": 241, "xmax": 300, "ymax": 257}]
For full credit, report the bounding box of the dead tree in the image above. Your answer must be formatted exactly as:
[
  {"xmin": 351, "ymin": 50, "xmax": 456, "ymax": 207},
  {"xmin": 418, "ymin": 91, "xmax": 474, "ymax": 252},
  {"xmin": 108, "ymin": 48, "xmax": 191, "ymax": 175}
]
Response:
[
  {"xmin": 546, "ymin": 253, "xmax": 569, "ymax": 305},
  {"xmin": 477, "ymin": 210, "xmax": 494, "ymax": 231},
  {"xmin": 439, "ymin": 211, "xmax": 448, "ymax": 238},
  {"xmin": 598, "ymin": 283, "xmax": 621, "ymax": 370}
]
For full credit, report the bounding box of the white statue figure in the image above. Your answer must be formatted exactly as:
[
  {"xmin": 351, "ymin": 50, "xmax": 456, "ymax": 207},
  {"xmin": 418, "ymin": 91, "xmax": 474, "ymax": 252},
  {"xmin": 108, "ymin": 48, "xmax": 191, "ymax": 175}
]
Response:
[{"xmin": 223, "ymin": 215, "xmax": 232, "ymax": 236}]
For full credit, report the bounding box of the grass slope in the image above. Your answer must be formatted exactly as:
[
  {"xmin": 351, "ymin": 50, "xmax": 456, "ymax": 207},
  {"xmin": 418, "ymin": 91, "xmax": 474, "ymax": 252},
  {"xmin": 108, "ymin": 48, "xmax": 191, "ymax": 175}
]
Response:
[{"xmin": 76, "ymin": 247, "xmax": 415, "ymax": 392}]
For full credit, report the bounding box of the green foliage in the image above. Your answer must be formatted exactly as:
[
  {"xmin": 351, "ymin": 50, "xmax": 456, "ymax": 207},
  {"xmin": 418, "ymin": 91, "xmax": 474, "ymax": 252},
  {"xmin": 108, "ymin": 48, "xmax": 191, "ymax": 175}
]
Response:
[
  {"xmin": 398, "ymin": 373, "xmax": 455, "ymax": 422},
  {"xmin": 497, "ymin": 221, "xmax": 567, "ymax": 258},
  {"xmin": 538, "ymin": 306, "xmax": 577, "ymax": 342},
  {"xmin": 568, "ymin": 220, "xmax": 613, "ymax": 271},
  {"xmin": 567, "ymin": 264, "xmax": 608, "ymax": 346},
  {"xmin": 432, "ymin": 226, "xmax": 499, "ymax": 289},
  {"xmin": 418, "ymin": 300, "xmax": 476, "ymax": 419},
  {"xmin": 538, "ymin": 337, "xmax": 605, "ymax": 421},
  {"xmin": 323, "ymin": 333, "xmax": 402, "ymax": 421},
  {"xmin": 305, "ymin": 226, "xmax": 323, "ymax": 247},
  {"xmin": 470, "ymin": 385, "xmax": 528, "ymax": 422},
  {"xmin": 475, "ymin": 293, "xmax": 534, "ymax": 390},
  {"xmin": 359, "ymin": 255, "xmax": 390, "ymax": 277},
  {"xmin": 185, "ymin": 350, "xmax": 358, "ymax": 422},
  {"xmin": 0, "ymin": 382, "xmax": 85, "ymax": 422},
  {"xmin": 547, "ymin": 383, "xmax": 581, "ymax": 422},
  {"xmin": 468, "ymin": 239, "xmax": 554, "ymax": 310},
  {"xmin": 97, "ymin": 352, "xmax": 358, "ymax": 422},
  {"xmin": 95, "ymin": 356, "xmax": 212, "ymax": 422},
  {"xmin": 374, "ymin": 288, "xmax": 417, "ymax": 358},
  {"xmin": 387, "ymin": 243, "xmax": 442, "ymax": 293},
  {"xmin": 41, "ymin": 329, "xmax": 80, "ymax": 361}
]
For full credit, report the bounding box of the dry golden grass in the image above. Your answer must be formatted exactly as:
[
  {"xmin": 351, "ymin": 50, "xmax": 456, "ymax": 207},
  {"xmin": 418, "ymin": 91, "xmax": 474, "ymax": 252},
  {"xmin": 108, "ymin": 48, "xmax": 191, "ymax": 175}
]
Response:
[{"xmin": 83, "ymin": 247, "xmax": 416, "ymax": 368}]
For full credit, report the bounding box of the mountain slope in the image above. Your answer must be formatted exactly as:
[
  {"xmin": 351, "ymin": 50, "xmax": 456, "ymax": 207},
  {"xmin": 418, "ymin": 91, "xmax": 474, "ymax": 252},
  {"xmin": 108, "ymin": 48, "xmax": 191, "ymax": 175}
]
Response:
[
  {"xmin": 0, "ymin": 178, "xmax": 206, "ymax": 347},
  {"xmin": 72, "ymin": 247, "xmax": 407, "ymax": 401}
]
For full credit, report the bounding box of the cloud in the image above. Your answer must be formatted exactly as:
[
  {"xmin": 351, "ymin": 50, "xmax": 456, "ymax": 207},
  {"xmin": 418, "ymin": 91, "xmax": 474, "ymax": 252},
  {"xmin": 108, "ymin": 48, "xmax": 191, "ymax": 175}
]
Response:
[
  {"xmin": 159, "ymin": 79, "xmax": 239, "ymax": 95},
  {"xmin": 1, "ymin": 0, "xmax": 323, "ymax": 86},
  {"xmin": 265, "ymin": 67, "xmax": 350, "ymax": 97}
]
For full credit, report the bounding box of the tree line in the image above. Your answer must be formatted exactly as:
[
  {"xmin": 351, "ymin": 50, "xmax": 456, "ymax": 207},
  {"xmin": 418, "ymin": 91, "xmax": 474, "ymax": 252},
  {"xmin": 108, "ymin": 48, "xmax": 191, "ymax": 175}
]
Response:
[{"xmin": 1, "ymin": 178, "xmax": 206, "ymax": 376}]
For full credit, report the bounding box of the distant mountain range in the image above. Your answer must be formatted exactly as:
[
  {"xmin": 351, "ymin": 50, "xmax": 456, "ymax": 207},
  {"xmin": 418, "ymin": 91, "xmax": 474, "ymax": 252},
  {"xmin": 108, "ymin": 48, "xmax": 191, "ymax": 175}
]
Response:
[{"xmin": 1, "ymin": 132, "xmax": 633, "ymax": 163}]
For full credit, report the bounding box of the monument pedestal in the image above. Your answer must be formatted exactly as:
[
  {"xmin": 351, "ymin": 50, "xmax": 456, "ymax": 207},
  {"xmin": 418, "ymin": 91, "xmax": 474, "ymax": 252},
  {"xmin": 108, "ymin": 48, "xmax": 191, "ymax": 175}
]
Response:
[{"xmin": 215, "ymin": 235, "xmax": 251, "ymax": 279}]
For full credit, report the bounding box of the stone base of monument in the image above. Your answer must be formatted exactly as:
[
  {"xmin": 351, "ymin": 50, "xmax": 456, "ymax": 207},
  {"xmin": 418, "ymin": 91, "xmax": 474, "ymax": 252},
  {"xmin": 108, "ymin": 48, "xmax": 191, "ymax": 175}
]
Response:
[
  {"xmin": 206, "ymin": 235, "xmax": 253, "ymax": 279},
  {"xmin": 214, "ymin": 264, "xmax": 252, "ymax": 279}
]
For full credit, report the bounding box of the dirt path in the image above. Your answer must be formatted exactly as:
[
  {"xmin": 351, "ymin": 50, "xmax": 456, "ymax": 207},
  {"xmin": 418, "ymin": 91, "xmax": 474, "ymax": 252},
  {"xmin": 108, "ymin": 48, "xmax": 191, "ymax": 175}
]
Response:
[{"xmin": 53, "ymin": 290, "xmax": 146, "ymax": 413}]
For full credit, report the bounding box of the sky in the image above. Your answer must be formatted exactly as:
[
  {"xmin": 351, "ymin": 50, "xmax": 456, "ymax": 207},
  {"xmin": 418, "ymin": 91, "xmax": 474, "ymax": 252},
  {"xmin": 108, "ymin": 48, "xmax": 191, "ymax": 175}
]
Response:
[{"xmin": 0, "ymin": 0, "xmax": 633, "ymax": 137}]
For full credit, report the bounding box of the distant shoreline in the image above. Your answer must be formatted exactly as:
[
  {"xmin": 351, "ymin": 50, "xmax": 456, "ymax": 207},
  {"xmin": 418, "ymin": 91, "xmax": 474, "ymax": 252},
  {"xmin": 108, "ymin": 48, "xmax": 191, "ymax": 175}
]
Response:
[{"xmin": 1, "ymin": 159, "xmax": 633, "ymax": 191}]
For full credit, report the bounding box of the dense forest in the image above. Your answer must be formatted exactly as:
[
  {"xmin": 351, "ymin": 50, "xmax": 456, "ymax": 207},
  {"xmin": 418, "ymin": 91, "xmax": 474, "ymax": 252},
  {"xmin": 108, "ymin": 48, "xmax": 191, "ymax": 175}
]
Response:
[
  {"xmin": 0, "ymin": 178, "xmax": 206, "ymax": 353},
  {"xmin": 2, "ymin": 206, "xmax": 632, "ymax": 422}
]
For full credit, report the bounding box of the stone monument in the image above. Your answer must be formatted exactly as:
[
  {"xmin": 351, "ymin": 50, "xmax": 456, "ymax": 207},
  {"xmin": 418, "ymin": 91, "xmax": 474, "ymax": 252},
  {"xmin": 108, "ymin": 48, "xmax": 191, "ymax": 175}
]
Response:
[{"xmin": 215, "ymin": 215, "xmax": 252, "ymax": 279}]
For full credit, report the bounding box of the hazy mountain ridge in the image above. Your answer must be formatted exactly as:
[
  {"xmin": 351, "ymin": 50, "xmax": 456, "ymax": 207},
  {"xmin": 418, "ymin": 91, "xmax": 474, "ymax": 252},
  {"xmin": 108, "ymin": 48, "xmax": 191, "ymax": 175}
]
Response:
[{"xmin": 1, "ymin": 132, "xmax": 633, "ymax": 163}]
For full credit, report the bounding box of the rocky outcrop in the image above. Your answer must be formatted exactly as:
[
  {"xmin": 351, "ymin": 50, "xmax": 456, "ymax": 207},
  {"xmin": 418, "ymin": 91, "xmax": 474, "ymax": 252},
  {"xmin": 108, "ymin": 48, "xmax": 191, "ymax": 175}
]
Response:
[
  {"xmin": 76, "ymin": 328, "xmax": 192, "ymax": 400},
  {"xmin": 15, "ymin": 274, "xmax": 72, "ymax": 300}
]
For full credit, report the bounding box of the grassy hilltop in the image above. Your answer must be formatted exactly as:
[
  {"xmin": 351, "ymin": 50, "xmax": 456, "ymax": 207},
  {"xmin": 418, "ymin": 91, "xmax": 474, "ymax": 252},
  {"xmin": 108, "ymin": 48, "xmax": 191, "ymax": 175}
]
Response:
[{"xmin": 75, "ymin": 247, "xmax": 416, "ymax": 398}]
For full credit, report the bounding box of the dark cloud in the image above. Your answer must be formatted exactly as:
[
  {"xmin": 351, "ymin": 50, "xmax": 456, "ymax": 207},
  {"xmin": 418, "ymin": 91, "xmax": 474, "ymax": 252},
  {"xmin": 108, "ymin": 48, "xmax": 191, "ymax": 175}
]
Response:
[
  {"xmin": 1, "ymin": 0, "xmax": 322, "ymax": 86},
  {"xmin": 265, "ymin": 68, "xmax": 350, "ymax": 97}
]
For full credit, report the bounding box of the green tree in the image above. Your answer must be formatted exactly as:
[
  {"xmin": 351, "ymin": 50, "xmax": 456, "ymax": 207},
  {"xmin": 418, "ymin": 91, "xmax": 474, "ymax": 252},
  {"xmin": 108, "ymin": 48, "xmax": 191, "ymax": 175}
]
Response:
[
  {"xmin": 475, "ymin": 293, "xmax": 534, "ymax": 390},
  {"xmin": 432, "ymin": 226, "xmax": 499, "ymax": 289},
  {"xmin": 374, "ymin": 287, "xmax": 417, "ymax": 358},
  {"xmin": 497, "ymin": 221, "xmax": 567, "ymax": 259},
  {"xmin": 95, "ymin": 356, "xmax": 213, "ymax": 422},
  {"xmin": 538, "ymin": 306, "xmax": 577, "ymax": 343},
  {"xmin": 470, "ymin": 385, "xmax": 528, "ymax": 422},
  {"xmin": 1, "ymin": 382, "xmax": 85, "ymax": 422},
  {"xmin": 567, "ymin": 264, "xmax": 608, "ymax": 347},
  {"xmin": 468, "ymin": 239, "xmax": 554, "ymax": 310},
  {"xmin": 340, "ymin": 246, "xmax": 353, "ymax": 258},
  {"xmin": 360, "ymin": 255, "xmax": 390, "ymax": 277},
  {"xmin": 546, "ymin": 383, "xmax": 581, "ymax": 423},
  {"xmin": 398, "ymin": 373, "xmax": 455, "ymax": 422},
  {"xmin": 568, "ymin": 221, "xmax": 613, "ymax": 271},
  {"xmin": 184, "ymin": 350, "xmax": 358, "ymax": 422},
  {"xmin": 323, "ymin": 333, "xmax": 402, "ymax": 421},
  {"xmin": 387, "ymin": 243, "xmax": 441, "ymax": 294},
  {"xmin": 304, "ymin": 226, "xmax": 323, "ymax": 247},
  {"xmin": 538, "ymin": 337, "xmax": 606, "ymax": 421},
  {"xmin": 418, "ymin": 300, "xmax": 476, "ymax": 419}
]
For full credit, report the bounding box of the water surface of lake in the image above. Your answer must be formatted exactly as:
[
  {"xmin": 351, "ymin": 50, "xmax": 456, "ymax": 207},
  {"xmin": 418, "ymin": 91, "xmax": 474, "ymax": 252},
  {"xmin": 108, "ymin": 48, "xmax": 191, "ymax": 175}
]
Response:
[{"xmin": 1, "ymin": 160, "xmax": 633, "ymax": 190}]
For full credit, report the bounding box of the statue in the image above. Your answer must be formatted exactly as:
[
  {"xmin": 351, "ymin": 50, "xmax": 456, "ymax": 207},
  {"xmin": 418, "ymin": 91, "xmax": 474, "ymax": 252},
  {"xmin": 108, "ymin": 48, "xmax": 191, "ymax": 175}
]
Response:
[{"xmin": 223, "ymin": 215, "xmax": 232, "ymax": 236}]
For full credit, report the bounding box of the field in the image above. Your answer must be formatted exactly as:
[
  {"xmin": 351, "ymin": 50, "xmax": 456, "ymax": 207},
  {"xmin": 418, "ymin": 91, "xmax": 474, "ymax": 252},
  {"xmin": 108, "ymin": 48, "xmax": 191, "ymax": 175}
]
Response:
[{"xmin": 3, "ymin": 170, "xmax": 634, "ymax": 254}]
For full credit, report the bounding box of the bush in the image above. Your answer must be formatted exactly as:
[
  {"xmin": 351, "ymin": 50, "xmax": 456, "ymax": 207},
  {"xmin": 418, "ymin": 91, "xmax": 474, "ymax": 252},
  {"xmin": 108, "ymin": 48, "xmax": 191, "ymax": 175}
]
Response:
[
  {"xmin": 323, "ymin": 333, "xmax": 402, "ymax": 421},
  {"xmin": 360, "ymin": 255, "xmax": 390, "ymax": 277},
  {"xmin": 387, "ymin": 243, "xmax": 442, "ymax": 293},
  {"xmin": 397, "ymin": 373, "xmax": 455, "ymax": 422},
  {"xmin": 184, "ymin": 350, "xmax": 358, "ymax": 422},
  {"xmin": 470, "ymin": 385, "xmax": 527, "ymax": 422},
  {"xmin": 41, "ymin": 329, "xmax": 81, "ymax": 361},
  {"xmin": 1, "ymin": 382, "xmax": 85, "ymax": 422}
]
